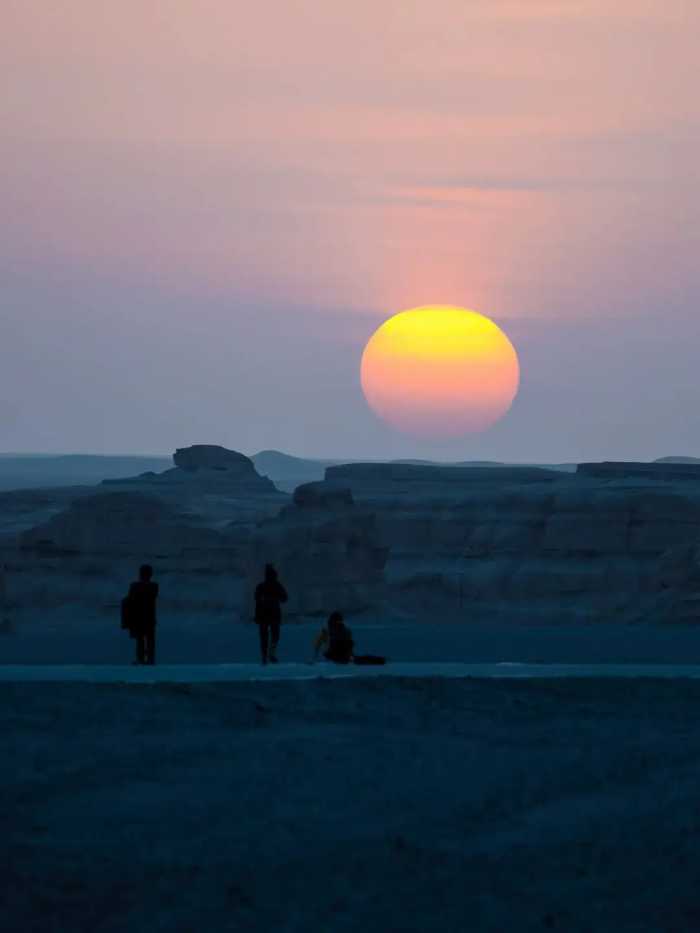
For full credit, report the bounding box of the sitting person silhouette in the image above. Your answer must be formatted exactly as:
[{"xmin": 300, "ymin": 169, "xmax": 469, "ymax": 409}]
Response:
[
  {"xmin": 254, "ymin": 563, "xmax": 288, "ymax": 664},
  {"xmin": 123, "ymin": 564, "xmax": 159, "ymax": 665},
  {"xmin": 314, "ymin": 610, "xmax": 354, "ymax": 663},
  {"xmin": 313, "ymin": 611, "xmax": 386, "ymax": 666}
]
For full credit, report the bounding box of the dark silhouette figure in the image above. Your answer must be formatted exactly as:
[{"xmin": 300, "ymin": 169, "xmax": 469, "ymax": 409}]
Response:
[
  {"xmin": 127, "ymin": 564, "xmax": 159, "ymax": 665},
  {"xmin": 313, "ymin": 610, "xmax": 386, "ymax": 666},
  {"xmin": 314, "ymin": 610, "xmax": 354, "ymax": 663},
  {"xmin": 254, "ymin": 564, "xmax": 288, "ymax": 664}
]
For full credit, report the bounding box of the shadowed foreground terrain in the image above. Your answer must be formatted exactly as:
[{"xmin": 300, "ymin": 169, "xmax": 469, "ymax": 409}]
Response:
[{"xmin": 4, "ymin": 678, "xmax": 700, "ymax": 932}]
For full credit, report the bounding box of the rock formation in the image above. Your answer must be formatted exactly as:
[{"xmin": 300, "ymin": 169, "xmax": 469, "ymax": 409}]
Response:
[
  {"xmin": 173, "ymin": 445, "xmax": 256, "ymax": 474},
  {"xmin": 10, "ymin": 451, "xmax": 700, "ymax": 625},
  {"xmin": 107, "ymin": 444, "xmax": 279, "ymax": 492},
  {"xmin": 293, "ymin": 481, "xmax": 354, "ymax": 510},
  {"xmin": 4, "ymin": 447, "xmax": 290, "ymax": 619},
  {"xmin": 244, "ymin": 485, "xmax": 387, "ymax": 616},
  {"xmin": 313, "ymin": 462, "xmax": 700, "ymax": 623},
  {"xmin": 102, "ymin": 445, "xmax": 287, "ymax": 529},
  {"xmin": 12, "ymin": 490, "xmax": 243, "ymax": 617},
  {"xmin": 578, "ymin": 461, "xmax": 700, "ymax": 481},
  {"xmin": 0, "ymin": 487, "xmax": 95, "ymax": 544},
  {"xmin": 20, "ymin": 492, "xmax": 226, "ymax": 556},
  {"xmin": 654, "ymin": 456, "xmax": 700, "ymax": 465}
]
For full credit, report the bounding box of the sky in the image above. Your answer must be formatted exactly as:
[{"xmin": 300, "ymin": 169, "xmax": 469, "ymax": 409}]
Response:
[{"xmin": 1, "ymin": 0, "xmax": 698, "ymax": 461}]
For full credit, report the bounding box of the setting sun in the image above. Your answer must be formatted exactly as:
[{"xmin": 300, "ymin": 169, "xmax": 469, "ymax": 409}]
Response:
[{"xmin": 360, "ymin": 305, "xmax": 520, "ymax": 439}]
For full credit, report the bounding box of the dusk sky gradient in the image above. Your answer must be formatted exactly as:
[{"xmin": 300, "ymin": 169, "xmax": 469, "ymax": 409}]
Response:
[{"xmin": 2, "ymin": 1, "xmax": 698, "ymax": 461}]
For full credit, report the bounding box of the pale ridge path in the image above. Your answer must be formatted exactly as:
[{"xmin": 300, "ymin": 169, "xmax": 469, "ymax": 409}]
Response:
[{"xmin": 4, "ymin": 661, "xmax": 700, "ymax": 682}]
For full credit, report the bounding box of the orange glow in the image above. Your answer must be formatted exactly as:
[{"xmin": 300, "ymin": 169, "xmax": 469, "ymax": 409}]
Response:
[{"xmin": 360, "ymin": 305, "xmax": 520, "ymax": 439}]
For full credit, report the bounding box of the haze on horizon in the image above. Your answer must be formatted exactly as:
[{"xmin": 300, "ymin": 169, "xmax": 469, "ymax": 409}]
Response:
[{"xmin": 2, "ymin": 1, "xmax": 698, "ymax": 463}]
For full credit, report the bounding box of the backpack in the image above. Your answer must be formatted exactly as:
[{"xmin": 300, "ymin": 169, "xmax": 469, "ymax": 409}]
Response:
[{"xmin": 121, "ymin": 596, "xmax": 136, "ymax": 637}]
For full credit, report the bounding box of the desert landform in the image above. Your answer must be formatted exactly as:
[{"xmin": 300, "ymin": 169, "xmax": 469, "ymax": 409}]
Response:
[
  {"xmin": 3, "ymin": 445, "xmax": 700, "ymax": 638},
  {"xmin": 5, "ymin": 447, "xmax": 700, "ymax": 933}
]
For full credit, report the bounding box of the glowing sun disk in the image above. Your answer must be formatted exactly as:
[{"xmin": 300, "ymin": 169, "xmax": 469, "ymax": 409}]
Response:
[{"xmin": 360, "ymin": 305, "xmax": 520, "ymax": 439}]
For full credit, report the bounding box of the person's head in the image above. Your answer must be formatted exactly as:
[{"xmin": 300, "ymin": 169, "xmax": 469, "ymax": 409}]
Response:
[
  {"xmin": 328, "ymin": 610, "xmax": 343, "ymax": 627},
  {"xmin": 264, "ymin": 563, "xmax": 277, "ymax": 583},
  {"xmin": 139, "ymin": 564, "xmax": 154, "ymax": 582}
]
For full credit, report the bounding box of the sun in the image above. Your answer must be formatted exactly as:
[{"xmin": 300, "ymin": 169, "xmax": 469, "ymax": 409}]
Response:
[{"xmin": 360, "ymin": 305, "xmax": 520, "ymax": 439}]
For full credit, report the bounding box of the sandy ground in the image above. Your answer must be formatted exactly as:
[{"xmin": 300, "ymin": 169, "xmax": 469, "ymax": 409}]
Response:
[
  {"xmin": 4, "ymin": 676, "xmax": 700, "ymax": 933},
  {"xmin": 5, "ymin": 661, "xmax": 700, "ymax": 682}
]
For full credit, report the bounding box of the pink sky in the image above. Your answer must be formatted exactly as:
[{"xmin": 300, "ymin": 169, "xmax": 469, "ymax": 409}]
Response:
[{"xmin": 1, "ymin": 1, "xmax": 698, "ymax": 458}]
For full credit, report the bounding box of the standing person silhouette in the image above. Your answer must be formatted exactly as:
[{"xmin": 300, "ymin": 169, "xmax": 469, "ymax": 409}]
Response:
[
  {"xmin": 254, "ymin": 563, "xmax": 288, "ymax": 665},
  {"xmin": 128, "ymin": 564, "xmax": 159, "ymax": 665}
]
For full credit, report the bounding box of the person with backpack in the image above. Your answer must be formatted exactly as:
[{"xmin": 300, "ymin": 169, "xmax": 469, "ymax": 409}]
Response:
[
  {"xmin": 122, "ymin": 564, "xmax": 159, "ymax": 665},
  {"xmin": 254, "ymin": 563, "xmax": 288, "ymax": 664}
]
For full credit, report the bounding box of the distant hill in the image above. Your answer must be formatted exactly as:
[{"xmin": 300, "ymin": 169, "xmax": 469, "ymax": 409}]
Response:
[
  {"xmin": 251, "ymin": 450, "xmax": 340, "ymax": 492},
  {"xmin": 0, "ymin": 455, "xmax": 171, "ymax": 491},
  {"xmin": 0, "ymin": 452, "xmax": 58, "ymax": 458},
  {"xmin": 251, "ymin": 449, "xmax": 339, "ymax": 474},
  {"xmin": 252, "ymin": 450, "xmax": 578, "ymax": 491},
  {"xmin": 395, "ymin": 459, "xmax": 504, "ymax": 467},
  {"xmin": 654, "ymin": 456, "xmax": 700, "ymax": 464},
  {"xmin": 0, "ymin": 449, "xmax": 578, "ymax": 494},
  {"xmin": 449, "ymin": 460, "xmax": 576, "ymax": 472}
]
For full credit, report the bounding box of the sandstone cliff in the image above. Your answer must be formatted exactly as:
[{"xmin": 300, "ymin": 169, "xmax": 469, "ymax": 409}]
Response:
[
  {"xmin": 243, "ymin": 482, "xmax": 387, "ymax": 617},
  {"xmin": 317, "ymin": 463, "xmax": 700, "ymax": 623},
  {"xmin": 101, "ymin": 445, "xmax": 287, "ymax": 529}
]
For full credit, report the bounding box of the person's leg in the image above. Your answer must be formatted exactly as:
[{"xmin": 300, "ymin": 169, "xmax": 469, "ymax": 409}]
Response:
[
  {"xmin": 147, "ymin": 625, "xmax": 156, "ymax": 666},
  {"xmin": 259, "ymin": 623, "xmax": 269, "ymax": 664},
  {"xmin": 269, "ymin": 620, "xmax": 280, "ymax": 662},
  {"xmin": 136, "ymin": 630, "xmax": 146, "ymax": 664}
]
